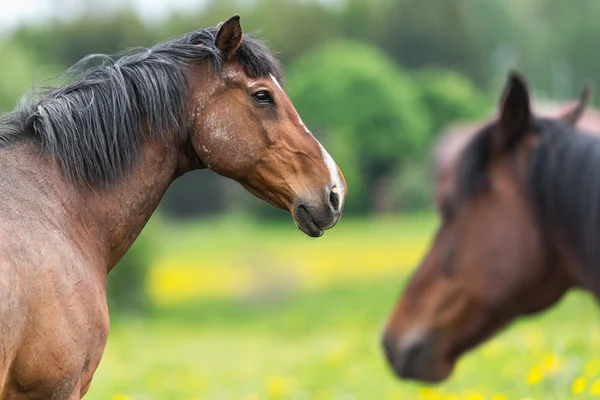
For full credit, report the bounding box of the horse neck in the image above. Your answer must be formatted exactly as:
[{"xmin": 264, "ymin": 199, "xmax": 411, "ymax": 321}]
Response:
[
  {"xmin": 79, "ymin": 69, "xmax": 213, "ymax": 273},
  {"xmin": 80, "ymin": 136, "xmax": 183, "ymax": 272}
]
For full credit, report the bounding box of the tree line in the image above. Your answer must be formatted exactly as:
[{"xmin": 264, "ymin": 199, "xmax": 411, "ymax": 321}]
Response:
[{"xmin": 1, "ymin": 0, "xmax": 597, "ymax": 216}]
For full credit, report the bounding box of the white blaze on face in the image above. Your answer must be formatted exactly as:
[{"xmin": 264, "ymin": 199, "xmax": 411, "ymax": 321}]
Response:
[{"xmin": 269, "ymin": 74, "xmax": 346, "ymax": 204}]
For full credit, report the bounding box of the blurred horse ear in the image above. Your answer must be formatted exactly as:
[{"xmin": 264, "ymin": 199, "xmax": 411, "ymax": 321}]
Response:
[
  {"xmin": 215, "ymin": 15, "xmax": 243, "ymax": 61},
  {"xmin": 561, "ymin": 83, "xmax": 592, "ymax": 127},
  {"xmin": 496, "ymin": 72, "xmax": 532, "ymax": 148}
]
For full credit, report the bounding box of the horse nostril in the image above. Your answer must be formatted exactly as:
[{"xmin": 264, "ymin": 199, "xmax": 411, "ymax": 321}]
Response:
[{"xmin": 329, "ymin": 187, "xmax": 341, "ymax": 212}]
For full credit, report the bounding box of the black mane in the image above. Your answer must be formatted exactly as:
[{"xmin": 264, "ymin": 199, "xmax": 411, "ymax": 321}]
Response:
[
  {"xmin": 530, "ymin": 119, "xmax": 600, "ymax": 281},
  {"xmin": 455, "ymin": 117, "xmax": 600, "ymax": 283},
  {"xmin": 0, "ymin": 27, "xmax": 282, "ymax": 186}
]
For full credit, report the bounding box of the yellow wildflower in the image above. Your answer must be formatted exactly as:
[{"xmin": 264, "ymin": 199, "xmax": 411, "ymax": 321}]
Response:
[
  {"xmin": 572, "ymin": 377, "xmax": 588, "ymax": 395},
  {"xmin": 464, "ymin": 391, "xmax": 485, "ymax": 400},
  {"xmin": 526, "ymin": 365, "xmax": 544, "ymax": 385},
  {"xmin": 590, "ymin": 378, "xmax": 600, "ymax": 395},
  {"xmin": 417, "ymin": 387, "xmax": 443, "ymax": 399}
]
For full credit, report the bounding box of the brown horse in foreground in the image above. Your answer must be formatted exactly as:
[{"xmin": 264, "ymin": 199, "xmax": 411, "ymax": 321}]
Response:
[
  {"xmin": 383, "ymin": 73, "xmax": 595, "ymax": 383},
  {"xmin": 0, "ymin": 16, "xmax": 346, "ymax": 399}
]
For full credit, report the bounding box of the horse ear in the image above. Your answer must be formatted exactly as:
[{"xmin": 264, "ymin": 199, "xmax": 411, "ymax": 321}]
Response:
[
  {"xmin": 215, "ymin": 15, "xmax": 243, "ymax": 61},
  {"xmin": 561, "ymin": 83, "xmax": 592, "ymax": 127},
  {"xmin": 497, "ymin": 72, "xmax": 532, "ymax": 148}
]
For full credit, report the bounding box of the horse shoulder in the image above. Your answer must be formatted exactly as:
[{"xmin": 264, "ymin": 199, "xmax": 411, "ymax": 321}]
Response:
[{"xmin": 0, "ymin": 224, "xmax": 109, "ymax": 399}]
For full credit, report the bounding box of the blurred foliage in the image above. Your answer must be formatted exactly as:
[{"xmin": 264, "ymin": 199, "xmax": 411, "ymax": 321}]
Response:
[
  {"xmin": 287, "ymin": 40, "xmax": 430, "ymax": 213},
  {"xmin": 416, "ymin": 69, "xmax": 491, "ymax": 135},
  {"xmin": 394, "ymin": 159, "xmax": 434, "ymax": 213},
  {"xmin": 0, "ymin": 41, "xmax": 52, "ymax": 112},
  {"xmin": 2, "ymin": 0, "xmax": 598, "ymax": 217},
  {"xmin": 106, "ymin": 214, "xmax": 162, "ymax": 315},
  {"xmin": 374, "ymin": 0, "xmax": 489, "ymax": 86},
  {"xmin": 12, "ymin": 11, "xmax": 157, "ymax": 68}
]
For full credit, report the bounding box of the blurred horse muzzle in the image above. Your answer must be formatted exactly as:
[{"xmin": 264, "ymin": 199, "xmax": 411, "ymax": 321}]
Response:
[{"xmin": 382, "ymin": 327, "xmax": 454, "ymax": 383}]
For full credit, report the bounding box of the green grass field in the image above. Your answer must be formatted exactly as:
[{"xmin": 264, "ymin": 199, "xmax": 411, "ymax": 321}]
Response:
[{"xmin": 89, "ymin": 214, "xmax": 600, "ymax": 400}]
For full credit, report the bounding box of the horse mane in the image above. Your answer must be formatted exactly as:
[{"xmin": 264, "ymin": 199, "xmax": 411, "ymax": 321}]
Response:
[
  {"xmin": 0, "ymin": 28, "xmax": 283, "ymax": 186},
  {"xmin": 529, "ymin": 119, "xmax": 600, "ymax": 280},
  {"xmin": 455, "ymin": 117, "xmax": 600, "ymax": 282}
]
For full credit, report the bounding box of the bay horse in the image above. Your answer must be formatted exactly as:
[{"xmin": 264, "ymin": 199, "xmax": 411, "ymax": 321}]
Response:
[
  {"xmin": 0, "ymin": 16, "xmax": 346, "ymax": 399},
  {"xmin": 382, "ymin": 73, "xmax": 595, "ymax": 383}
]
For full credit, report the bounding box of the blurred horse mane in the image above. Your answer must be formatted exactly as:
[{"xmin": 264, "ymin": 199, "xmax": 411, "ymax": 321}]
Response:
[
  {"xmin": 530, "ymin": 119, "xmax": 600, "ymax": 282},
  {"xmin": 0, "ymin": 29, "xmax": 282, "ymax": 186},
  {"xmin": 455, "ymin": 116, "xmax": 600, "ymax": 283}
]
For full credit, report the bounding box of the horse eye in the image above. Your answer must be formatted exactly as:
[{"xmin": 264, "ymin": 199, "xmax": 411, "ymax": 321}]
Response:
[{"xmin": 252, "ymin": 90, "xmax": 274, "ymax": 105}]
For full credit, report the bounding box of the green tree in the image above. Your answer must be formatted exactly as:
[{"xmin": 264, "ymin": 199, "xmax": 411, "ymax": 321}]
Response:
[
  {"xmin": 538, "ymin": 0, "xmax": 600, "ymax": 100},
  {"xmin": 161, "ymin": 0, "xmax": 341, "ymax": 68},
  {"xmin": 416, "ymin": 68, "xmax": 491, "ymax": 135},
  {"xmin": 0, "ymin": 41, "xmax": 37, "ymax": 113},
  {"xmin": 375, "ymin": 0, "xmax": 488, "ymax": 86},
  {"xmin": 13, "ymin": 10, "xmax": 154, "ymax": 68},
  {"xmin": 287, "ymin": 40, "xmax": 430, "ymax": 213}
]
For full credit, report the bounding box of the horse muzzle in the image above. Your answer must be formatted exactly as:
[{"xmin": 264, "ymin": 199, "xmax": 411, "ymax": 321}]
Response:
[{"xmin": 292, "ymin": 185, "xmax": 344, "ymax": 237}]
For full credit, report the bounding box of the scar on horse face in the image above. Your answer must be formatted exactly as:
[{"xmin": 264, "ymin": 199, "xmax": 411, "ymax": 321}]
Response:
[
  {"xmin": 0, "ymin": 15, "xmax": 346, "ymax": 399},
  {"xmin": 383, "ymin": 73, "xmax": 597, "ymax": 383}
]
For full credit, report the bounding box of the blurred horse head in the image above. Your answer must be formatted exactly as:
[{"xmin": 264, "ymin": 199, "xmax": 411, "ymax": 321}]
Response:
[{"xmin": 383, "ymin": 73, "xmax": 596, "ymax": 383}]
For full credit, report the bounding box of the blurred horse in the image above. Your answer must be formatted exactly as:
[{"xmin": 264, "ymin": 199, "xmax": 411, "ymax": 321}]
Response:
[
  {"xmin": 0, "ymin": 16, "xmax": 346, "ymax": 399},
  {"xmin": 382, "ymin": 73, "xmax": 595, "ymax": 383}
]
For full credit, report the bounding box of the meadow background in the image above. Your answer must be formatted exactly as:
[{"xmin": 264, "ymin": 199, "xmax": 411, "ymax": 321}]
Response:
[
  {"xmin": 2, "ymin": 0, "xmax": 600, "ymax": 399},
  {"xmin": 95, "ymin": 215, "xmax": 600, "ymax": 400}
]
